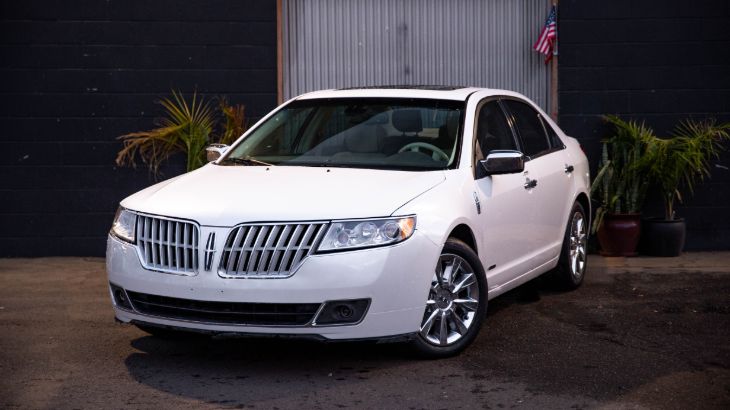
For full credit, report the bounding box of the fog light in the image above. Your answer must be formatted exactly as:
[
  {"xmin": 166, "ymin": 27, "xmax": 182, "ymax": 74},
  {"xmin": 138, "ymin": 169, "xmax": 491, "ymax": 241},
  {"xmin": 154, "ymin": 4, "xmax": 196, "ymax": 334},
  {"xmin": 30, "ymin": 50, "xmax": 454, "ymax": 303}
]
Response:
[
  {"xmin": 336, "ymin": 304, "xmax": 354, "ymax": 319},
  {"xmin": 109, "ymin": 283, "xmax": 133, "ymax": 310},
  {"xmin": 314, "ymin": 299, "xmax": 370, "ymax": 325}
]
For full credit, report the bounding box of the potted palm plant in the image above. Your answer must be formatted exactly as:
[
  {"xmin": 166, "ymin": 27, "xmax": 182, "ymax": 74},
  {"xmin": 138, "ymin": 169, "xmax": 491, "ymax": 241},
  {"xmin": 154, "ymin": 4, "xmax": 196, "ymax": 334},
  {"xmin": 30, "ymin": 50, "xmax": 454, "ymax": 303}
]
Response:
[
  {"xmin": 590, "ymin": 116, "xmax": 653, "ymax": 256},
  {"xmin": 639, "ymin": 119, "xmax": 730, "ymax": 256},
  {"xmin": 116, "ymin": 90, "xmax": 246, "ymax": 176}
]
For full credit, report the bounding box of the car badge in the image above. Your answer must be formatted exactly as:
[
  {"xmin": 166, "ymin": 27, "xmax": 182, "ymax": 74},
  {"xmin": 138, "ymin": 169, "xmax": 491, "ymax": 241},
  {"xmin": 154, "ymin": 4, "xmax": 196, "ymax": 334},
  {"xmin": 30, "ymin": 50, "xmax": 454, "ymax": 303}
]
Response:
[{"xmin": 204, "ymin": 232, "xmax": 216, "ymax": 271}]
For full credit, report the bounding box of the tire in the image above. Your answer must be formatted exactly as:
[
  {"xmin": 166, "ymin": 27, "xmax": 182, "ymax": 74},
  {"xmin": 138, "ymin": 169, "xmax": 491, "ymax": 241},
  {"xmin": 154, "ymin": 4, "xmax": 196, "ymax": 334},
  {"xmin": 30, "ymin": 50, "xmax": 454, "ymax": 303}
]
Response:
[
  {"xmin": 411, "ymin": 238, "xmax": 488, "ymax": 358},
  {"xmin": 550, "ymin": 201, "xmax": 588, "ymax": 290}
]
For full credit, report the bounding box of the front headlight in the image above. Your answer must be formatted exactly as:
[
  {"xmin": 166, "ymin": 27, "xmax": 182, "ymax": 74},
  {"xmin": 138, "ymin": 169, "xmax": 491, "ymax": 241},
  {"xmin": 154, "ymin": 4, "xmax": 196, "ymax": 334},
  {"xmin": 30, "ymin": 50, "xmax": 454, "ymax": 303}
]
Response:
[
  {"xmin": 111, "ymin": 207, "xmax": 136, "ymax": 243},
  {"xmin": 318, "ymin": 216, "xmax": 416, "ymax": 252}
]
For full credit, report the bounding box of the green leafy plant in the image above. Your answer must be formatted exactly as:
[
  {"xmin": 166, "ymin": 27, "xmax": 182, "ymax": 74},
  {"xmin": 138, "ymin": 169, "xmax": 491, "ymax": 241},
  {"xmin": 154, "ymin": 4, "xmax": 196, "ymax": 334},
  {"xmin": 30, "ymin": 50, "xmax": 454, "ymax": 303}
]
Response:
[
  {"xmin": 640, "ymin": 119, "xmax": 730, "ymax": 221},
  {"xmin": 218, "ymin": 97, "xmax": 247, "ymax": 146},
  {"xmin": 591, "ymin": 115, "xmax": 730, "ymax": 232},
  {"xmin": 590, "ymin": 115, "xmax": 653, "ymax": 233},
  {"xmin": 116, "ymin": 90, "xmax": 247, "ymax": 176}
]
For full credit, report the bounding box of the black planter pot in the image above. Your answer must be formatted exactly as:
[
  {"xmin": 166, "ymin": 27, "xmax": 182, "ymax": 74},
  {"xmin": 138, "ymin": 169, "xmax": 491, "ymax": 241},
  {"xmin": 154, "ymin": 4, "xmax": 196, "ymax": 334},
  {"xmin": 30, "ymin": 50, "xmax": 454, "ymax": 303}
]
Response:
[{"xmin": 640, "ymin": 217, "xmax": 686, "ymax": 257}]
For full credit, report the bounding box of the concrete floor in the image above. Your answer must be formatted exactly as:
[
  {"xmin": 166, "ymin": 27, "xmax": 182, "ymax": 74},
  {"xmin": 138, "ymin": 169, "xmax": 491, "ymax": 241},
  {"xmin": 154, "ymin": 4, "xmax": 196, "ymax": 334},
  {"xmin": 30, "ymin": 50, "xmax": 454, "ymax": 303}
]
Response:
[{"xmin": 1, "ymin": 254, "xmax": 729, "ymax": 409}]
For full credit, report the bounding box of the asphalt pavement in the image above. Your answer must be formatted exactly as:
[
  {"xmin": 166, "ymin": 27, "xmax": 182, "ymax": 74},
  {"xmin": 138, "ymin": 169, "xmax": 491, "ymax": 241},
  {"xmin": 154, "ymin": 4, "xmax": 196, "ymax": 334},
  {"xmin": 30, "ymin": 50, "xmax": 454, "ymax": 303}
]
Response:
[{"xmin": 1, "ymin": 254, "xmax": 728, "ymax": 409}]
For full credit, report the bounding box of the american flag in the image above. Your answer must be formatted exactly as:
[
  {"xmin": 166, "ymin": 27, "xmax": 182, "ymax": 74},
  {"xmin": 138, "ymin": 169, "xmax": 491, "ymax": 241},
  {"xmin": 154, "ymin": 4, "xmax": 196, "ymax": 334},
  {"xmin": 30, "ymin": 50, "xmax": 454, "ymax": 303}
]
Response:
[{"xmin": 533, "ymin": 5, "xmax": 557, "ymax": 64}]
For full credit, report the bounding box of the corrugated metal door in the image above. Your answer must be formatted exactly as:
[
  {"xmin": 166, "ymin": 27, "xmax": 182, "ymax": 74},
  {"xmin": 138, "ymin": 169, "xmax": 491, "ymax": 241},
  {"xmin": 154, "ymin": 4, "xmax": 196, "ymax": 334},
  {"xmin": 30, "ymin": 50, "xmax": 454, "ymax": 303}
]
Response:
[{"xmin": 282, "ymin": 0, "xmax": 551, "ymax": 110}]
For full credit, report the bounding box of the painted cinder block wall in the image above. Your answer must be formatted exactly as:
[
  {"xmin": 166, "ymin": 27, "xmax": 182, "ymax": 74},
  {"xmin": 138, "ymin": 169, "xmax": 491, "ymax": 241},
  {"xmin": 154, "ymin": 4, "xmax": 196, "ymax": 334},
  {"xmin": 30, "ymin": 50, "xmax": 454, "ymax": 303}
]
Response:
[
  {"xmin": 0, "ymin": 0, "xmax": 278, "ymax": 256},
  {"xmin": 558, "ymin": 0, "xmax": 730, "ymax": 250},
  {"xmin": 1, "ymin": 0, "xmax": 728, "ymax": 256}
]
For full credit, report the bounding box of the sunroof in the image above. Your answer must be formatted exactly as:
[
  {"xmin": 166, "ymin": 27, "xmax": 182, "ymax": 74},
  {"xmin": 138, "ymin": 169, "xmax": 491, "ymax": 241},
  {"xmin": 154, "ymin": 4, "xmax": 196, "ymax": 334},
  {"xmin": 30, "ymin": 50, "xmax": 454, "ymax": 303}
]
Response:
[{"xmin": 338, "ymin": 85, "xmax": 467, "ymax": 91}]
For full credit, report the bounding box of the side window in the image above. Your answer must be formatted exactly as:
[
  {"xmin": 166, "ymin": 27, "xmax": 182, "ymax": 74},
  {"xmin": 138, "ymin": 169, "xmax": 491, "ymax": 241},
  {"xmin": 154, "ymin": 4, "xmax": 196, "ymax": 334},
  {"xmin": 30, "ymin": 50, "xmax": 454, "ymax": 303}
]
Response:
[
  {"xmin": 540, "ymin": 116, "xmax": 564, "ymax": 148},
  {"xmin": 474, "ymin": 101, "xmax": 516, "ymax": 162},
  {"xmin": 503, "ymin": 100, "xmax": 550, "ymax": 157}
]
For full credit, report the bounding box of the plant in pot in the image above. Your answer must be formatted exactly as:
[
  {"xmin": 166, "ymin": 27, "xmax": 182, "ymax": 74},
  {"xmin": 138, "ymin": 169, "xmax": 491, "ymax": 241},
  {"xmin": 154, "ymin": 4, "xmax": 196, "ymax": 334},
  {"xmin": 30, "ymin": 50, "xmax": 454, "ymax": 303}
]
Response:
[
  {"xmin": 116, "ymin": 90, "xmax": 246, "ymax": 176},
  {"xmin": 639, "ymin": 119, "xmax": 730, "ymax": 256},
  {"xmin": 590, "ymin": 116, "xmax": 653, "ymax": 256}
]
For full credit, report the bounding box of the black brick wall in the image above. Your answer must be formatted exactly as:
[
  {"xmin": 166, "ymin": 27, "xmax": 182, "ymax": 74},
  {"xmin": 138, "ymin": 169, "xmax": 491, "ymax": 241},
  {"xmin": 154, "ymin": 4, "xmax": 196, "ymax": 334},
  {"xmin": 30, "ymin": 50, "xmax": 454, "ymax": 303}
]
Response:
[
  {"xmin": 559, "ymin": 0, "xmax": 730, "ymax": 250},
  {"xmin": 0, "ymin": 0, "xmax": 278, "ymax": 256},
  {"xmin": 2, "ymin": 0, "xmax": 729, "ymax": 256}
]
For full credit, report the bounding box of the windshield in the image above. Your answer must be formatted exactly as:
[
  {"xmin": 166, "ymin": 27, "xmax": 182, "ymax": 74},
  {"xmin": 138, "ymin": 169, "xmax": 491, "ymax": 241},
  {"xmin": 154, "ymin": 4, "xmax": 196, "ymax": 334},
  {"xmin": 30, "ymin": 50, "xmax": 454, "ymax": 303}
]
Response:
[{"xmin": 223, "ymin": 98, "xmax": 464, "ymax": 171}]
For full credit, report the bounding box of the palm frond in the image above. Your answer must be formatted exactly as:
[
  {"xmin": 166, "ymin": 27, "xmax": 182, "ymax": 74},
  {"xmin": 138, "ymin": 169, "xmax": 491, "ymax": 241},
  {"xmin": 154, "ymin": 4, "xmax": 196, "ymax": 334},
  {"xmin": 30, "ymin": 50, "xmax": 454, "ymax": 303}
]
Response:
[
  {"xmin": 116, "ymin": 90, "xmax": 215, "ymax": 176},
  {"xmin": 218, "ymin": 98, "xmax": 247, "ymax": 145},
  {"xmin": 116, "ymin": 124, "xmax": 186, "ymax": 175},
  {"xmin": 647, "ymin": 118, "xmax": 730, "ymax": 218}
]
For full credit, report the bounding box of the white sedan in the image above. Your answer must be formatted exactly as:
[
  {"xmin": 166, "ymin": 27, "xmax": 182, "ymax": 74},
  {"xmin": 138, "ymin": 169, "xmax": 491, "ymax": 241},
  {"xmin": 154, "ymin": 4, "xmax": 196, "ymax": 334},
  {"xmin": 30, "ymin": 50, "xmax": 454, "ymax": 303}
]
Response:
[{"xmin": 107, "ymin": 86, "xmax": 590, "ymax": 357}]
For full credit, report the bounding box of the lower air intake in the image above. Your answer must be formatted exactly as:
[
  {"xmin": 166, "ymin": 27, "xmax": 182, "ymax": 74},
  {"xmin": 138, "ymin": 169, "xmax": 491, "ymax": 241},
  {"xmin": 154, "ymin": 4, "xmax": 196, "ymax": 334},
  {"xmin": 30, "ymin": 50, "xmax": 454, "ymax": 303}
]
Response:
[{"xmin": 126, "ymin": 291, "xmax": 321, "ymax": 326}]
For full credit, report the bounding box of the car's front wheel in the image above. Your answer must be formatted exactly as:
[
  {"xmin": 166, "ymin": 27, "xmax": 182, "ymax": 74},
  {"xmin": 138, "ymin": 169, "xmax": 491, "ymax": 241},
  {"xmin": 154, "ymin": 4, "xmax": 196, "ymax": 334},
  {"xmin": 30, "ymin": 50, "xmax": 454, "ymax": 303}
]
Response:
[{"xmin": 411, "ymin": 238, "xmax": 488, "ymax": 358}]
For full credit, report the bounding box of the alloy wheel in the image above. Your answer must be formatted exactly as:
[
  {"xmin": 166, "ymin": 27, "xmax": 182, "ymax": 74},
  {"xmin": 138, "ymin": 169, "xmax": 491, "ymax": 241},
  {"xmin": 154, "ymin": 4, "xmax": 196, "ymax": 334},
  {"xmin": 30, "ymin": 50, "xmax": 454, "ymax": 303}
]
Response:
[
  {"xmin": 569, "ymin": 211, "xmax": 587, "ymax": 279},
  {"xmin": 420, "ymin": 253, "xmax": 480, "ymax": 346}
]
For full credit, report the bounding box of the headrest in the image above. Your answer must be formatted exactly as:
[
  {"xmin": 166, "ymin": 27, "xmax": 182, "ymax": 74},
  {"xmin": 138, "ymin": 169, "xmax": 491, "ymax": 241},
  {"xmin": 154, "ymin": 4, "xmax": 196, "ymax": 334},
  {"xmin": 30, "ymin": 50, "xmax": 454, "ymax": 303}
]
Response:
[{"xmin": 392, "ymin": 109, "xmax": 423, "ymax": 134}]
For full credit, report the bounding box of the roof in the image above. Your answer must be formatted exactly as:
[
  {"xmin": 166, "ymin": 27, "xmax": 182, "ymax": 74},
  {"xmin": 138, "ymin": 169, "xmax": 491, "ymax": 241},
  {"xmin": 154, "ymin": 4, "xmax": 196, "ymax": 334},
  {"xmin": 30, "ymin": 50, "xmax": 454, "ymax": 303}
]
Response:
[
  {"xmin": 294, "ymin": 86, "xmax": 486, "ymax": 101},
  {"xmin": 338, "ymin": 85, "xmax": 466, "ymax": 91}
]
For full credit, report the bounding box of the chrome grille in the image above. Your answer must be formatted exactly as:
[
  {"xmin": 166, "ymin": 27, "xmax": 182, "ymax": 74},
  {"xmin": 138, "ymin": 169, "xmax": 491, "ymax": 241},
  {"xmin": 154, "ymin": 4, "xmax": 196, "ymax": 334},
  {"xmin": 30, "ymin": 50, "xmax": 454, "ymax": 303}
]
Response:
[
  {"xmin": 219, "ymin": 222, "xmax": 328, "ymax": 278},
  {"xmin": 136, "ymin": 214, "xmax": 199, "ymax": 274}
]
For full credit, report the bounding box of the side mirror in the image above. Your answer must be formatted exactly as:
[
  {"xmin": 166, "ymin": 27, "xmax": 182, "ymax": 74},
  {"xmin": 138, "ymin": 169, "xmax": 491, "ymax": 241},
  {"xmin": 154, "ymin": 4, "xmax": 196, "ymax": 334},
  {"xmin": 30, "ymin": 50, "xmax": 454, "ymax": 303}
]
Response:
[
  {"xmin": 206, "ymin": 144, "xmax": 229, "ymax": 162},
  {"xmin": 479, "ymin": 150, "xmax": 525, "ymax": 177}
]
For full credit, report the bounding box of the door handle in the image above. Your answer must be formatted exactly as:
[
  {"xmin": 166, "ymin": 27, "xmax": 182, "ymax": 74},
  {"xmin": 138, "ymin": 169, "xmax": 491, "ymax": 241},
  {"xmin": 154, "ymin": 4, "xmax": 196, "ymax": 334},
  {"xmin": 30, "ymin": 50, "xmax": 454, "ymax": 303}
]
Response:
[
  {"xmin": 564, "ymin": 164, "xmax": 574, "ymax": 174},
  {"xmin": 524, "ymin": 178, "xmax": 538, "ymax": 190}
]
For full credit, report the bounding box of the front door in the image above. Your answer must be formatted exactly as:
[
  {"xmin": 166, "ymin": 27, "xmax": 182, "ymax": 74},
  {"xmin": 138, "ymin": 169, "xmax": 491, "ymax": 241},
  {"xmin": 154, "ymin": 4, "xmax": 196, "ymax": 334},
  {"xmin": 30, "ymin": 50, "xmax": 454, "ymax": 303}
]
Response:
[{"xmin": 471, "ymin": 99, "xmax": 537, "ymax": 291}]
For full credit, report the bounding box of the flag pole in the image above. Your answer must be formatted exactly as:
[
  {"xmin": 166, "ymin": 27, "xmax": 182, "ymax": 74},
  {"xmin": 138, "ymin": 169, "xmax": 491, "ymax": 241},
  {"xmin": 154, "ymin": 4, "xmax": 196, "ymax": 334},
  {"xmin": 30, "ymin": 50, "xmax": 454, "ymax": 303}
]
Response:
[
  {"xmin": 550, "ymin": 0, "xmax": 559, "ymax": 122},
  {"xmin": 276, "ymin": 0, "xmax": 284, "ymax": 104}
]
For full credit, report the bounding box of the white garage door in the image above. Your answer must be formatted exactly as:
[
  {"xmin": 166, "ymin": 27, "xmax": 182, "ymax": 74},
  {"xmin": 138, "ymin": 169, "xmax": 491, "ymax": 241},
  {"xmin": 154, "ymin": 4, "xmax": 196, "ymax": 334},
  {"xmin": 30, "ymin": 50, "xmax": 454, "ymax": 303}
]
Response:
[{"xmin": 282, "ymin": 0, "xmax": 552, "ymax": 110}]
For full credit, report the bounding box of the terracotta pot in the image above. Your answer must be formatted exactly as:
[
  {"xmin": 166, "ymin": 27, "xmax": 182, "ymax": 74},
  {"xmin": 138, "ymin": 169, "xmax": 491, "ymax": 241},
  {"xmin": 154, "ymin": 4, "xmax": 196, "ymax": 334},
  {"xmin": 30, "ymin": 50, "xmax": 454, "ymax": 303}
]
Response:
[
  {"xmin": 640, "ymin": 217, "xmax": 686, "ymax": 257},
  {"xmin": 597, "ymin": 213, "xmax": 642, "ymax": 256}
]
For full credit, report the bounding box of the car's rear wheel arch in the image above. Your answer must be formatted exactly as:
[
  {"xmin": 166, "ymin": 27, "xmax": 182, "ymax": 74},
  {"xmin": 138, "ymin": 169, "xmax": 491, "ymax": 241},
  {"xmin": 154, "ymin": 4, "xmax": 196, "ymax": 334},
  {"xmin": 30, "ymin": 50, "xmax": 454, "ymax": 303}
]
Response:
[{"xmin": 575, "ymin": 192, "xmax": 591, "ymax": 235}]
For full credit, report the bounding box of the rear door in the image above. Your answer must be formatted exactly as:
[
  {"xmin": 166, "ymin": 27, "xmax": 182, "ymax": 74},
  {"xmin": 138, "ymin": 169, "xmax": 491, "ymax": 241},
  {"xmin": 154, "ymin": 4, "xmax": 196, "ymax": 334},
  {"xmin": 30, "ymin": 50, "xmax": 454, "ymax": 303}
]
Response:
[{"xmin": 502, "ymin": 99, "xmax": 572, "ymax": 264}]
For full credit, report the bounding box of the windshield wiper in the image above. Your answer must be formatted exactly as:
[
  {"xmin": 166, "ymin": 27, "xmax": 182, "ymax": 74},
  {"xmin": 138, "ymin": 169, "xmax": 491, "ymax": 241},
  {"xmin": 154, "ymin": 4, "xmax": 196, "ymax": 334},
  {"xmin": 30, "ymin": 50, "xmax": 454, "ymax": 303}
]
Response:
[{"xmin": 220, "ymin": 156, "xmax": 274, "ymax": 166}]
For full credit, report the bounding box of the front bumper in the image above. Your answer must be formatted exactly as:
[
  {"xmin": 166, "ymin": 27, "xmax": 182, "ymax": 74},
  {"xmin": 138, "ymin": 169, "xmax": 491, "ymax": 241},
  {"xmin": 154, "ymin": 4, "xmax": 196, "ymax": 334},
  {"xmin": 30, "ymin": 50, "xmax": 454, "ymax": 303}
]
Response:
[{"xmin": 106, "ymin": 229, "xmax": 440, "ymax": 340}]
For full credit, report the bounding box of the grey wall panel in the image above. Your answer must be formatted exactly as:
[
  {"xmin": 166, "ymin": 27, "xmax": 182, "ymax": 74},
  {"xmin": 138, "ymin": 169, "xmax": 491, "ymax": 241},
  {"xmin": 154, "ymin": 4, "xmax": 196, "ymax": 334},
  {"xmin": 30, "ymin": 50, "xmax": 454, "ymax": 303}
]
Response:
[{"xmin": 283, "ymin": 0, "xmax": 551, "ymax": 109}]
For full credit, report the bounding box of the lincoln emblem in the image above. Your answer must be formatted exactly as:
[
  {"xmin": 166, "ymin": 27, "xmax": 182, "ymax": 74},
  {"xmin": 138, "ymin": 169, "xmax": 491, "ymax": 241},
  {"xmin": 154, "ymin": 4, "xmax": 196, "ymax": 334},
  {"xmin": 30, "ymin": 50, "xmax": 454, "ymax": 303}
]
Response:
[{"xmin": 204, "ymin": 232, "xmax": 216, "ymax": 271}]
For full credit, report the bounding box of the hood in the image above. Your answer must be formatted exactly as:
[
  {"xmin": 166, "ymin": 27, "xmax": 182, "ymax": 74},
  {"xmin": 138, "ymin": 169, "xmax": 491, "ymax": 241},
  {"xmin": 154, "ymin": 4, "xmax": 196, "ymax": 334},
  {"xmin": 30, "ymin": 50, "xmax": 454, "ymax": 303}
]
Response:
[{"xmin": 121, "ymin": 164, "xmax": 445, "ymax": 226}]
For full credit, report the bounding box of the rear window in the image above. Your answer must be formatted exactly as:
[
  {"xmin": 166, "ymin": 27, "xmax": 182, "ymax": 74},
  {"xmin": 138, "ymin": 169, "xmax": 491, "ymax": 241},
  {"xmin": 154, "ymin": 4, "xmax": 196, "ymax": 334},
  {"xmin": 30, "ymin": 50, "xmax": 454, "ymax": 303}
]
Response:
[{"xmin": 540, "ymin": 116, "xmax": 564, "ymax": 149}]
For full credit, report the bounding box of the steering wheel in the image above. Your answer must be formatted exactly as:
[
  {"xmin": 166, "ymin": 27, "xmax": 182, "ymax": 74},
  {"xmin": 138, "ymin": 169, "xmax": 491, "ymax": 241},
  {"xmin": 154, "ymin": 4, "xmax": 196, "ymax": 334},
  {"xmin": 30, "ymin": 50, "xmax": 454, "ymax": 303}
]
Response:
[{"xmin": 398, "ymin": 142, "xmax": 450, "ymax": 162}]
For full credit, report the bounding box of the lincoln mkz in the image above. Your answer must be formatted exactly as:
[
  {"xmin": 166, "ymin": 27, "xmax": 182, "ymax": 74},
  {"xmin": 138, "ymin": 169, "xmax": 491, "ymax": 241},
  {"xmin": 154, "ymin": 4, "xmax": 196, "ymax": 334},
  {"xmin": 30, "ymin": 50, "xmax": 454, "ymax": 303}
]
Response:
[{"xmin": 107, "ymin": 86, "xmax": 590, "ymax": 356}]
